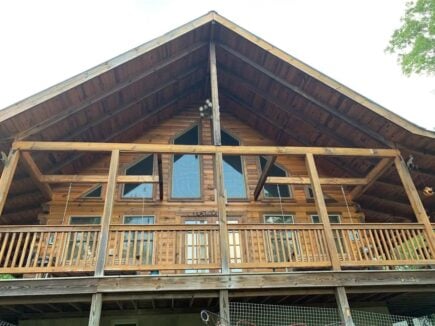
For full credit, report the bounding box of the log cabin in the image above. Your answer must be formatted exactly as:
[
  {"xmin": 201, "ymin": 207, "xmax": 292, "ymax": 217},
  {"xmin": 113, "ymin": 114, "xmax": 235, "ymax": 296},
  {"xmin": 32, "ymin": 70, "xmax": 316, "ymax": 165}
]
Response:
[{"xmin": 0, "ymin": 11, "xmax": 434, "ymax": 326}]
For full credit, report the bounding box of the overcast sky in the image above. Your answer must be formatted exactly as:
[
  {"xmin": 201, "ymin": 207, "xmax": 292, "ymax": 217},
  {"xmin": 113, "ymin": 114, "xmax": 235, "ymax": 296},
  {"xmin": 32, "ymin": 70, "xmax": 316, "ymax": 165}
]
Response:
[{"xmin": 0, "ymin": 0, "xmax": 434, "ymax": 130}]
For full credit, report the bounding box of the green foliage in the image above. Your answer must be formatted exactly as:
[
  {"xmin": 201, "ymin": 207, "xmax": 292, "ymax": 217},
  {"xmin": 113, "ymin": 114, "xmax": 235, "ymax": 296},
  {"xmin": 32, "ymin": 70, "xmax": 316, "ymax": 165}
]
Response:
[
  {"xmin": 0, "ymin": 274, "xmax": 15, "ymax": 280},
  {"xmin": 386, "ymin": 0, "xmax": 435, "ymax": 75}
]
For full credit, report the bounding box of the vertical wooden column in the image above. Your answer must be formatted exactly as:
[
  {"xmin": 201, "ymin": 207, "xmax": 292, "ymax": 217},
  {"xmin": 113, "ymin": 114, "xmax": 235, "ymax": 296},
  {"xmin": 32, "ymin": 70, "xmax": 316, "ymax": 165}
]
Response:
[
  {"xmin": 219, "ymin": 290, "xmax": 230, "ymax": 325},
  {"xmin": 88, "ymin": 293, "xmax": 103, "ymax": 326},
  {"xmin": 210, "ymin": 41, "xmax": 230, "ymax": 322},
  {"xmin": 210, "ymin": 41, "xmax": 230, "ymax": 273},
  {"xmin": 95, "ymin": 150, "xmax": 120, "ymax": 276},
  {"xmin": 335, "ymin": 287, "xmax": 355, "ymax": 326},
  {"xmin": 0, "ymin": 149, "xmax": 20, "ymax": 217},
  {"xmin": 394, "ymin": 155, "xmax": 435, "ymax": 253},
  {"xmin": 305, "ymin": 153, "xmax": 341, "ymax": 270}
]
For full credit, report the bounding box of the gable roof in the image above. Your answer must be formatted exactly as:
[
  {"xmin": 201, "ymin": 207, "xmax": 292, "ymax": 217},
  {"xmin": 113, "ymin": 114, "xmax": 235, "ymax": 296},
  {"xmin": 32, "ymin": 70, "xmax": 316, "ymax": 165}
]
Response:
[{"xmin": 1, "ymin": 11, "xmax": 434, "ymax": 224}]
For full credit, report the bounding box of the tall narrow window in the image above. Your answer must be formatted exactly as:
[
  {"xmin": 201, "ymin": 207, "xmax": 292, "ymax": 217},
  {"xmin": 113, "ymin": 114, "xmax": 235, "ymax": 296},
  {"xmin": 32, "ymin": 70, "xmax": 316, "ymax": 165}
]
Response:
[
  {"xmin": 264, "ymin": 214, "xmax": 299, "ymax": 262},
  {"xmin": 122, "ymin": 155, "xmax": 154, "ymax": 199},
  {"xmin": 172, "ymin": 126, "xmax": 201, "ymax": 198},
  {"xmin": 123, "ymin": 215, "xmax": 155, "ymax": 265},
  {"xmin": 222, "ymin": 130, "xmax": 246, "ymax": 199},
  {"xmin": 259, "ymin": 157, "xmax": 291, "ymax": 198}
]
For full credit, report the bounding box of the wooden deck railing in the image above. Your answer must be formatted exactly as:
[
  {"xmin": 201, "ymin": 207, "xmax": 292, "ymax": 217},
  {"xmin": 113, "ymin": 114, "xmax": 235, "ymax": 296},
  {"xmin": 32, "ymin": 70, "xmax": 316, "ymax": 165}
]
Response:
[
  {"xmin": 105, "ymin": 224, "xmax": 221, "ymax": 272},
  {"xmin": 332, "ymin": 224, "xmax": 435, "ymax": 267},
  {"xmin": 227, "ymin": 224, "xmax": 331, "ymax": 269},
  {"xmin": 0, "ymin": 225, "xmax": 100, "ymax": 274},
  {"xmin": 2, "ymin": 223, "xmax": 434, "ymax": 276}
]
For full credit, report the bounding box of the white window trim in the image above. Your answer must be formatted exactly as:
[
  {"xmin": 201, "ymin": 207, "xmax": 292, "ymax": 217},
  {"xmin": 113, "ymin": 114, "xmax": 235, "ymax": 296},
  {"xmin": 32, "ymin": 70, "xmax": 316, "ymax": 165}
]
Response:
[
  {"xmin": 310, "ymin": 214, "xmax": 341, "ymax": 224},
  {"xmin": 263, "ymin": 214, "xmax": 295, "ymax": 224}
]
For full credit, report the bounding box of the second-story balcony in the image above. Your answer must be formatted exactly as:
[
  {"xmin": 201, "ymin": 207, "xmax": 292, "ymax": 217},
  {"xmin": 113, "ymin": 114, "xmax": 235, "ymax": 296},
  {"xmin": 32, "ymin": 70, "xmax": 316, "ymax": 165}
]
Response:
[{"xmin": 0, "ymin": 140, "xmax": 434, "ymax": 278}]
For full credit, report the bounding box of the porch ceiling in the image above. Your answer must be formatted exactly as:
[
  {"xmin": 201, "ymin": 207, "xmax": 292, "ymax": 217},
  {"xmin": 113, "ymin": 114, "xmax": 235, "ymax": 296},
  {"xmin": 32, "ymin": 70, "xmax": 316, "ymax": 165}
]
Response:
[{"xmin": 0, "ymin": 12, "xmax": 433, "ymax": 224}]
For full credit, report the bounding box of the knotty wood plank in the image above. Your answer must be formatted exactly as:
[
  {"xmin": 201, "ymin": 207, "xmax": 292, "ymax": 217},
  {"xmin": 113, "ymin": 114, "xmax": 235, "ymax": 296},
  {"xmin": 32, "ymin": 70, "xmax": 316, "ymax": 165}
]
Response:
[{"xmin": 266, "ymin": 176, "xmax": 367, "ymax": 185}]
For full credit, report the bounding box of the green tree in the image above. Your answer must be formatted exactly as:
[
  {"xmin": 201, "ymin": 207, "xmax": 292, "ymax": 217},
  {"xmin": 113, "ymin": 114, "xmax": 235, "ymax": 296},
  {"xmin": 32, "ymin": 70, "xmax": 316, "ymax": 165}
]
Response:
[{"xmin": 386, "ymin": 0, "xmax": 435, "ymax": 76}]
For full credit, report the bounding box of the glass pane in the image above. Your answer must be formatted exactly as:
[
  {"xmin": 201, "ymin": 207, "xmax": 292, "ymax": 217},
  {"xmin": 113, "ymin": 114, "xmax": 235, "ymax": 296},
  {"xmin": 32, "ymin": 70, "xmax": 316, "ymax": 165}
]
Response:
[
  {"xmin": 83, "ymin": 185, "xmax": 102, "ymax": 198},
  {"xmin": 264, "ymin": 215, "xmax": 294, "ymax": 224},
  {"xmin": 123, "ymin": 155, "xmax": 154, "ymax": 198},
  {"xmin": 185, "ymin": 220, "xmax": 209, "ymax": 273},
  {"xmin": 260, "ymin": 156, "xmax": 291, "ymax": 198},
  {"xmin": 172, "ymin": 126, "xmax": 201, "ymax": 198},
  {"xmin": 124, "ymin": 216, "xmax": 155, "ymax": 225},
  {"xmin": 222, "ymin": 130, "xmax": 246, "ymax": 199},
  {"xmin": 70, "ymin": 216, "xmax": 101, "ymax": 225}
]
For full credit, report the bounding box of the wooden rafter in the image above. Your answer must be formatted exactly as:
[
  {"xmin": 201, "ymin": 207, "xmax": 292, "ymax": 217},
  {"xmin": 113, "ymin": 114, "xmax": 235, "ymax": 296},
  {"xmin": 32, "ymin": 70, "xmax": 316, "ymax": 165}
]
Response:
[
  {"xmin": 218, "ymin": 43, "xmax": 394, "ymax": 148},
  {"xmin": 265, "ymin": 176, "xmax": 367, "ymax": 185},
  {"xmin": 17, "ymin": 42, "xmax": 207, "ymax": 140}
]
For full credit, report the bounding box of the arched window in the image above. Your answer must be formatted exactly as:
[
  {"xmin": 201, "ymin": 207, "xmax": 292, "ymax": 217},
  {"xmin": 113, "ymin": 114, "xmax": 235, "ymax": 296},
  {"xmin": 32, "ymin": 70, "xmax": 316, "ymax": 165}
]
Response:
[
  {"xmin": 171, "ymin": 125, "xmax": 201, "ymax": 198},
  {"xmin": 122, "ymin": 155, "xmax": 154, "ymax": 199},
  {"xmin": 259, "ymin": 156, "xmax": 291, "ymax": 198},
  {"xmin": 222, "ymin": 130, "xmax": 246, "ymax": 199}
]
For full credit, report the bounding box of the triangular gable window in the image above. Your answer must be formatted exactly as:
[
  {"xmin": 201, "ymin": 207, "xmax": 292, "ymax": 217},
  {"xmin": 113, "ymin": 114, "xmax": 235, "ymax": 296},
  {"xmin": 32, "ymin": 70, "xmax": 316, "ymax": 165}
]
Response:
[
  {"xmin": 259, "ymin": 156, "xmax": 291, "ymax": 198},
  {"xmin": 123, "ymin": 155, "xmax": 154, "ymax": 199},
  {"xmin": 82, "ymin": 184, "xmax": 102, "ymax": 199}
]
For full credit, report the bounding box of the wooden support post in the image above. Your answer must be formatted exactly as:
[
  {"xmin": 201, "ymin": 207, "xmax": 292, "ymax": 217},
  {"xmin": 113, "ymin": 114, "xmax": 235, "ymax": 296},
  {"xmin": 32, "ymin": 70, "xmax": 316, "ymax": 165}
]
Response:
[
  {"xmin": 0, "ymin": 149, "xmax": 20, "ymax": 217},
  {"xmin": 157, "ymin": 154, "xmax": 163, "ymax": 201},
  {"xmin": 305, "ymin": 153, "xmax": 341, "ymax": 270},
  {"xmin": 210, "ymin": 41, "xmax": 230, "ymax": 273},
  {"xmin": 219, "ymin": 289, "xmax": 230, "ymax": 326},
  {"xmin": 335, "ymin": 287, "xmax": 355, "ymax": 326},
  {"xmin": 394, "ymin": 156, "xmax": 435, "ymax": 253},
  {"xmin": 95, "ymin": 150, "xmax": 119, "ymax": 276},
  {"xmin": 254, "ymin": 155, "xmax": 277, "ymax": 200},
  {"xmin": 20, "ymin": 152, "xmax": 52, "ymax": 200},
  {"xmin": 88, "ymin": 293, "xmax": 102, "ymax": 326}
]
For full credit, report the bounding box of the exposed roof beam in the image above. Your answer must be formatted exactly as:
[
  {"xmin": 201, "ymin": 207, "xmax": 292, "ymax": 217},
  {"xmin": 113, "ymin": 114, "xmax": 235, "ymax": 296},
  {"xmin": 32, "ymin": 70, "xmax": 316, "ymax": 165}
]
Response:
[
  {"xmin": 219, "ymin": 67, "xmax": 356, "ymax": 148},
  {"xmin": 20, "ymin": 152, "xmax": 53, "ymax": 200},
  {"xmin": 17, "ymin": 42, "xmax": 207, "ymax": 140},
  {"xmin": 218, "ymin": 43, "xmax": 395, "ymax": 148},
  {"xmin": 47, "ymin": 80, "xmax": 204, "ymax": 174},
  {"xmin": 61, "ymin": 64, "xmax": 206, "ymax": 141}
]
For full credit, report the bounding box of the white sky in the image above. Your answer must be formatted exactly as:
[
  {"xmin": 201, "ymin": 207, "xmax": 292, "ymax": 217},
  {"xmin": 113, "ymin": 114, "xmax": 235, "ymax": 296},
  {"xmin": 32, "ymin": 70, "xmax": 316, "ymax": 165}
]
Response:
[{"xmin": 0, "ymin": 0, "xmax": 434, "ymax": 130}]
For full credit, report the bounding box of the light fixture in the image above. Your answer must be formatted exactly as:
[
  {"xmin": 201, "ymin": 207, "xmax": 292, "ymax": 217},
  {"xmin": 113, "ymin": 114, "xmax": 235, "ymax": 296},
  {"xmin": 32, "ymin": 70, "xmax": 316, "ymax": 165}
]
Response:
[{"xmin": 198, "ymin": 99, "xmax": 212, "ymax": 119}]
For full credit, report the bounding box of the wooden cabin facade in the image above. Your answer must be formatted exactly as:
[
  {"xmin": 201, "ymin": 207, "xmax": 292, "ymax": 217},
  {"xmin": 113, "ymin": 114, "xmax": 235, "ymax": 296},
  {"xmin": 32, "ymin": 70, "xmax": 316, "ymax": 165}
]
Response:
[{"xmin": 0, "ymin": 12, "xmax": 434, "ymax": 326}]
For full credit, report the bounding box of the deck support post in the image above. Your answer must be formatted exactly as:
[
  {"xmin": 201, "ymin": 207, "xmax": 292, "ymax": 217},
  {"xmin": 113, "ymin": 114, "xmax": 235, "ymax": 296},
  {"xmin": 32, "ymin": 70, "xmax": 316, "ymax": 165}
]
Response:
[
  {"xmin": 210, "ymin": 41, "xmax": 230, "ymax": 274},
  {"xmin": 394, "ymin": 155, "xmax": 435, "ymax": 253},
  {"xmin": 305, "ymin": 153, "xmax": 341, "ymax": 270},
  {"xmin": 95, "ymin": 150, "xmax": 120, "ymax": 276},
  {"xmin": 335, "ymin": 287, "xmax": 355, "ymax": 326},
  {"xmin": 219, "ymin": 290, "xmax": 230, "ymax": 325},
  {"xmin": 0, "ymin": 149, "xmax": 20, "ymax": 218},
  {"xmin": 88, "ymin": 293, "xmax": 102, "ymax": 326}
]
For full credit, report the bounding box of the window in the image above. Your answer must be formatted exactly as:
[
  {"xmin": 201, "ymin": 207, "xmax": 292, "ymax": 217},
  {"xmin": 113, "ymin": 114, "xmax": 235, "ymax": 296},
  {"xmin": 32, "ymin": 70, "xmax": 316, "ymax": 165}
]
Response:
[
  {"xmin": 259, "ymin": 157, "xmax": 291, "ymax": 198},
  {"xmin": 311, "ymin": 214, "xmax": 341, "ymax": 224},
  {"xmin": 123, "ymin": 215, "xmax": 155, "ymax": 265},
  {"xmin": 228, "ymin": 220, "xmax": 242, "ymax": 272},
  {"xmin": 68, "ymin": 216, "xmax": 101, "ymax": 262},
  {"xmin": 311, "ymin": 214, "xmax": 346, "ymax": 253},
  {"xmin": 305, "ymin": 186, "xmax": 335, "ymax": 202},
  {"xmin": 122, "ymin": 155, "xmax": 154, "ymax": 199},
  {"xmin": 264, "ymin": 214, "xmax": 299, "ymax": 262},
  {"xmin": 185, "ymin": 220, "xmax": 209, "ymax": 273},
  {"xmin": 70, "ymin": 216, "xmax": 101, "ymax": 225},
  {"xmin": 81, "ymin": 184, "xmax": 102, "ymax": 199},
  {"xmin": 172, "ymin": 126, "xmax": 201, "ymax": 198},
  {"xmin": 222, "ymin": 130, "xmax": 246, "ymax": 199}
]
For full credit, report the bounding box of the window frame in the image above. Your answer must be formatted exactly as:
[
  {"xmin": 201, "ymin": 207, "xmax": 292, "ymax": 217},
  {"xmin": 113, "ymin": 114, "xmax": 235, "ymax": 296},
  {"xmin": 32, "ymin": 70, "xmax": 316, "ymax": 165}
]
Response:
[
  {"xmin": 111, "ymin": 320, "xmax": 138, "ymax": 326},
  {"xmin": 122, "ymin": 215, "xmax": 156, "ymax": 265},
  {"xmin": 68, "ymin": 215, "xmax": 102, "ymax": 225},
  {"xmin": 120, "ymin": 154, "xmax": 156, "ymax": 201},
  {"xmin": 310, "ymin": 214, "xmax": 341, "ymax": 224},
  {"xmin": 169, "ymin": 124, "xmax": 203, "ymax": 201},
  {"xmin": 257, "ymin": 157, "xmax": 293, "ymax": 201},
  {"xmin": 221, "ymin": 129, "xmax": 248, "ymax": 201}
]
